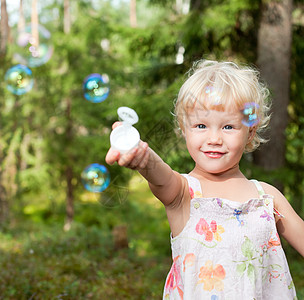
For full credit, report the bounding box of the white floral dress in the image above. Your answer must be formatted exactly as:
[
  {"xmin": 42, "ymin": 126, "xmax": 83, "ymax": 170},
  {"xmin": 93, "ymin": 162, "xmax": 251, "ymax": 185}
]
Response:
[{"xmin": 163, "ymin": 174, "xmax": 297, "ymax": 300}]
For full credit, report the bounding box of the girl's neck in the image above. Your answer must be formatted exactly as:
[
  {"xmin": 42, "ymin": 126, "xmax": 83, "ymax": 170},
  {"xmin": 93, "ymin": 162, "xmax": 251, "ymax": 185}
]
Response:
[{"xmin": 190, "ymin": 163, "xmax": 246, "ymax": 182}]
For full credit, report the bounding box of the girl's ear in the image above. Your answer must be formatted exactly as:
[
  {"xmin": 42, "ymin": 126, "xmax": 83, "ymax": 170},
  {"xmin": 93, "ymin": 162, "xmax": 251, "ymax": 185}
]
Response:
[{"xmin": 247, "ymin": 126, "xmax": 257, "ymax": 144}]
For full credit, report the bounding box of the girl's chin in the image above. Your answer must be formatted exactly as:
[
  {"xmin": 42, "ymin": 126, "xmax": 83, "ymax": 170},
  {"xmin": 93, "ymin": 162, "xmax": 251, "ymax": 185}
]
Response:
[{"xmin": 194, "ymin": 164, "xmax": 240, "ymax": 176}]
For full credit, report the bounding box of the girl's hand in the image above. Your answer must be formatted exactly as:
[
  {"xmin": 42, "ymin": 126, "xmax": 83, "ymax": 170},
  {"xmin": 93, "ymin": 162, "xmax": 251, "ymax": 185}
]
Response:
[
  {"xmin": 106, "ymin": 122, "xmax": 184, "ymax": 209},
  {"xmin": 105, "ymin": 122, "xmax": 150, "ymax": 170}
]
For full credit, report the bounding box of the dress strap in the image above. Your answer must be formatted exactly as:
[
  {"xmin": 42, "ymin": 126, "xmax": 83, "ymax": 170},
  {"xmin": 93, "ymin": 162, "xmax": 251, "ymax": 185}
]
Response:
[
  {"xmin": 250, "ymin": 179, "xmax": 285, "ymax": 218},
  {"xmin": 182, "ymin": 174, "xmax": 203, "ymax": 199},
  {"xmin": 250, "ymin": 179, "xmax": 265, "ymax": 198}
]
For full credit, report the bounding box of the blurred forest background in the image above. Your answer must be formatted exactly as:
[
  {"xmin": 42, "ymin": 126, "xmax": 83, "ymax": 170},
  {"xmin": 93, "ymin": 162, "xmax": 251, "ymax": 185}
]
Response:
[{"xmin": 0, "ymin": 0, "xmax": 303, "ymax": 299}]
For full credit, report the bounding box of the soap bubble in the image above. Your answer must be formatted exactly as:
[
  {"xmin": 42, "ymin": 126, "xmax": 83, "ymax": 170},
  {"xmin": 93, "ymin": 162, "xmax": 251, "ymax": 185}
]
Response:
[
  {"xmin": 14, "ymin": 24, "xmax": 53, "ymax": 67},
  {"xmin": 204, "ymin": 86, "xmax": 221, "ymax": 105},
  {"xmin": 83, "ymin": 73, "xmax": 110, "ymax": 103},
  {"xmin": 81, "ymin": 163, "xmax": 110, "ymax": 193},
  {"xmin": 5, "ymin": 64, "xmax": 34, "ymax": 95},
  {"xmin": 241, "ymin": 102, "xmax": 259, "ymax": 127}
]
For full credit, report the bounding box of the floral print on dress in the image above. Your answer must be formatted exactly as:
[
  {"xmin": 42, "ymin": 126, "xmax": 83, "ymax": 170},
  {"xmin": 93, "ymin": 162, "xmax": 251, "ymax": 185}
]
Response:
[
  {"xmin": 183, "ymin": 253, "xmax": 196, "ymax": 272},
  {"xmin": 197, "ymin": 260, "xmax": 226, "ymax": 291},
  {"xmin": 235, "ymin": 236, "xmax": 258, "ymax": 284},
  {"xmin": 189, "ymin": 186, "xmax": 202, "ymax": 199},
  {"xmin": 194, "ymin": 191, "xmax": 203, "ymax": 198},
  {"xmin": 216, "ymin": 198, "xmax": 223, "ymax": 208},
  {"xmin": 260, "ymin": 209, "xmax": 274, "ymax": 221},
  {"xmin": 233, "ymin": 209, "xmax": 245, "ymax": 226},
  {"xmin": 164, "ymin": 175, "xmax": 297, "ymax": 299},
  {"xmin": 260, "ymin": 233, "xmax": 281, "ymax": 254},
  {"xmin": 195, "ymin": 218, "xmax": 225, "ymax": 242},
  {"xmin": 273, "ymin": 207, "xmax": 285, "ymax": 218},
  {"xmin": 164, "ymin": 255, "xmax": 183, "ymax": 299},
  {"xmin": 236, "ymin": 235, "xmax": 286, "ymax": 286},
  {"xmin": 189, "ymin": 187, "xmax": 194, "ymax": 199}
]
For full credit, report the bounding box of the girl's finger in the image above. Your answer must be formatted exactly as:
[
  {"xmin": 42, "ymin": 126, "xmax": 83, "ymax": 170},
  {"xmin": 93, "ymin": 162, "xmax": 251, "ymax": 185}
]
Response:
[
  {"xmin": 127, "ymin": 142, "xmax": 148, "ymax": 169},
  {"xmin": 117, "ymin": 147, "xmax": 138, "ymax": 167},
  {"xmin": 112, "ymin": 121, "xmax": 122, "ymax": 130},
  {"xmin": 105, "ymin": 148, "xmax": 120, "ymax": 165}
]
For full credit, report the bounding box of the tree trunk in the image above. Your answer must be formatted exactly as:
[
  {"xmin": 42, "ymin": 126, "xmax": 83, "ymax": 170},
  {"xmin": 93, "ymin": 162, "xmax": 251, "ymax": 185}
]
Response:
[
  {"xmin": 0, "ymin": 0, "xmax": 9, "ymax": 57},
  {"xmin": 176, "ymin": 0, "xmax": 190, "ymax": 14},
  {"xmin": 64, "ymin": 165, "xmax": 74, "ymax": 231},
  {"xmin": 64, "ymin": 0, "xmax": 71, "ymax": 34},
  {"xmin": 0, "ymin": 173, "xmax": 8, "ymax": 228},
  {"xmin": 190, "ymin": 0, "xmax": 203, "ymax": 11},
  {"xmin": 254, "ymin": 0, "xmax": 293, "ymax": 187},
  {"xmin": 130, "ymin": 0, "xmax": 137, "ymax": 28},
  {"xmin": 18, "ymin": 0, "xmax": 25, "ymax": 33},
  {"xmin": 63, "ymin": 5, "xmax": 73, "ymax": 230},
  {"xmin": 0, "ymin": 0, "xmax": 9, "ymax": 223},
  {"xmin": 63, "ymin": 98, "xmax": 74, "ymax": 231},
  {"xmin": 31, "ymin": 0, "xmax": 39, "ymax": 50}
]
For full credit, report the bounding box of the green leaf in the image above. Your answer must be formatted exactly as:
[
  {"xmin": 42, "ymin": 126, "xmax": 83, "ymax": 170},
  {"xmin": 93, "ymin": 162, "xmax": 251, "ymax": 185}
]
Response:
[
  {"xmin": 247, "ymin": 263, "xmax": 256, "ymax": 284},
  {"xmin": 241, "ymin": 236, "xmax": 255, "ymax": 259},
  {"xmin": 236, "ymin": 262, "xmax": 247, "ymax": 274}
]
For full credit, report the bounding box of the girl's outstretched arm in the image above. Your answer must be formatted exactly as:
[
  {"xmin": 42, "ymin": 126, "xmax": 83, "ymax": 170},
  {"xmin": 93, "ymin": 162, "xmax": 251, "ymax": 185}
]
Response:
[
  {"xmin": 262, "ymin": 182, "xmax": 304, "ymax": 257},
  {"xmin": 105, "ymin": 122, "xmax": 185, "ymax": 207}
]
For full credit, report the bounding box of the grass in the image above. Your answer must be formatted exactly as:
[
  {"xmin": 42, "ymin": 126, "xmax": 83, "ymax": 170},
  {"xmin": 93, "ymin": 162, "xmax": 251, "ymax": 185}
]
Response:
[
  {"xmin": 0, "ymin": 174, "xmax": 303, "ymax": 299},
  {"xmin": 0, "ymin": 175, "xmax": 171, "ymax": 300},
  {"xmin": 0, "ymin": 223, "xmax": 169, "ymax": 299}
]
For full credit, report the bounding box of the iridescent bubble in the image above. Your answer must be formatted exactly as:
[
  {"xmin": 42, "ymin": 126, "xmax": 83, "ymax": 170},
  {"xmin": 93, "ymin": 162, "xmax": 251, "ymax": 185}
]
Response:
[
  {"xmin": 241, "ymin": 102, "xmax": 259, "ymax": 127},
  {"xmin": 83, "ymin": 73, "xmax": 110, "ymax": 103},
  {"xmin": 5, "ymin": 64, "xmax": 34, "ymax": 95},
  {"xmin": 204, "ymin": 86, "xmax": 221, "ymax": 105},
  {"xmin": 14, "ymin": 24, "xmax": 53, "ymax": 67},
  {"xmin": 81, "ymin": 163, "xmax": 110, "ymax": 193}
]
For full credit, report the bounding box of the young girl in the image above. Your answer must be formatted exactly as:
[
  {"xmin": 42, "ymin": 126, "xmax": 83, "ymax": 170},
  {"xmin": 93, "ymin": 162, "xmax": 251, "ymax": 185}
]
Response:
[{"xmin": 106, "ymin": 60, "xmax": 304, "ymax": 299}]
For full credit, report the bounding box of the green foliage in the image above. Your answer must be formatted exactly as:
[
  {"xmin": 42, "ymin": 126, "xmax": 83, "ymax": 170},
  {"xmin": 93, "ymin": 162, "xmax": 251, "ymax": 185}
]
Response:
[
  {"xmin": 0, "ymin": 221, "xmax": 167, "ymax": 299},
  {"xmin": 1, "ymin": 0, "xmax": 141, "ymax": 209},
  {"xmin": 283, "ymin": 24, "xmax": 304, "ymax": 214},
  {"xmin": 0, "ymin": 0, "xmax": 303, "ymax": 217},
  {"xmin": 0, "ymin": 176, "xmax": 171, "ymax": 299},
  {"xmin": 0, "ymin": 178, "xmax": 303, "ymax": 299}
]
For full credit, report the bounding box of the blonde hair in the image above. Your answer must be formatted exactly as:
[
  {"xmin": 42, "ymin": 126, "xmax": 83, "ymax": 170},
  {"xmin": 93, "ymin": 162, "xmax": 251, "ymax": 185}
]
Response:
[{"xmin": 174, "ymin": 60, "xmax": 271, "ymax": 152}]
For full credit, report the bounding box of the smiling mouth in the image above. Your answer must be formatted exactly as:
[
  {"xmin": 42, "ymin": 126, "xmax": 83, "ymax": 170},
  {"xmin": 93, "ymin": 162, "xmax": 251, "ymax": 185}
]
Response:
[{"xmin": 204, "ymin": 151, "xmax": 225, "ymax": 158}]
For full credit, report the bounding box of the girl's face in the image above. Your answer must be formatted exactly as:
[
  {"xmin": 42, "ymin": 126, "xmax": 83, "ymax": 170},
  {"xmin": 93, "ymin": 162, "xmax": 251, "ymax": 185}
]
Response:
[{"xmin": 184, "ymin": 106, "xmax": 254, "ymax": 176}]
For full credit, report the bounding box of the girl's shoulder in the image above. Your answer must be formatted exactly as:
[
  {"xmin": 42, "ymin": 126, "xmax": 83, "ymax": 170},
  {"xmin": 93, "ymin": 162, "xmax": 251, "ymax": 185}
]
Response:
[
  {"xmin": 259, "ymin": 181, "xmax": 285, "ymax": 202},
  {"xmin": 259, "ymin": 181, "xmax": 291, "ymax": 219}
]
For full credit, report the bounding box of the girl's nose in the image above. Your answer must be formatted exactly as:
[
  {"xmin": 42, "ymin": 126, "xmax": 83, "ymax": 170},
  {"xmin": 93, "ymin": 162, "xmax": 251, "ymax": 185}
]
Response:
[{"xmin": 207, "ymin": 130, "xmax": 222, "ymax": 145}]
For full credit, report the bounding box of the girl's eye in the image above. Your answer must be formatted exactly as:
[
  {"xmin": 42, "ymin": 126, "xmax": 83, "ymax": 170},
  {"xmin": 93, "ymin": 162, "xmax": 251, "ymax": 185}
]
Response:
[
  {"xmin": 223, "ymin": 125, "xmax": 233, "ymax": 130},
  {"xmin": 196, "ymin": 124, "xmax": 206, "ymax": 129}
]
